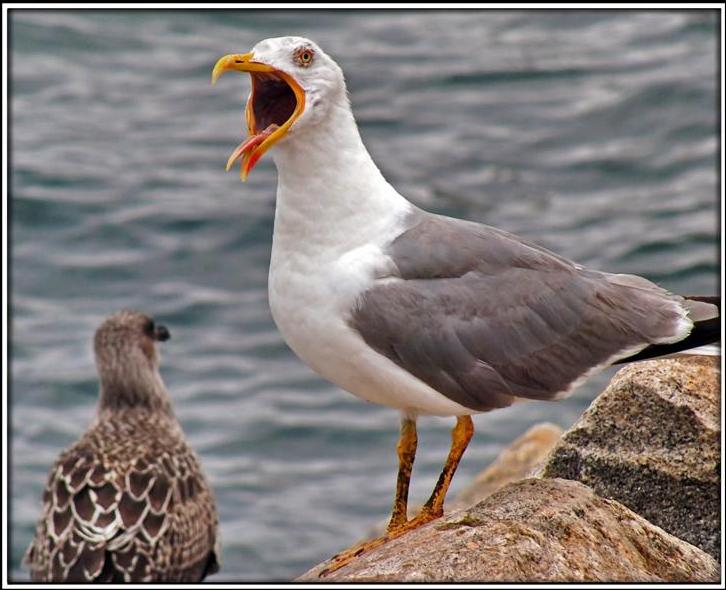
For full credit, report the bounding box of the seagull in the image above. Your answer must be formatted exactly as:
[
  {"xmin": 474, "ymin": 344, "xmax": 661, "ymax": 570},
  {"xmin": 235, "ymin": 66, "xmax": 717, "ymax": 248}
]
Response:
[
  {"xmin": 24, "ymin": 311, "xmax": 220, "ymax": 582},
  {"xmin": 212, "ymin": 36, "xmax": 719, "ymax": 573}
]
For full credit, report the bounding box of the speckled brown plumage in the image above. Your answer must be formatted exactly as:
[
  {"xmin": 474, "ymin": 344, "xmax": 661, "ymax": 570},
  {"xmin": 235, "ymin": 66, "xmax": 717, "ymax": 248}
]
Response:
[{"xmin": 24, "ymin": 311, "xmax": 220, "ymax": 582}]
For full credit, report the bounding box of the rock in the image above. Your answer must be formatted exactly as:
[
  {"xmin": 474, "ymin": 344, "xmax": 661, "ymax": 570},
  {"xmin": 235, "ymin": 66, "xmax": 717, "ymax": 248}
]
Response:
[
  {"xmin": 539, "ymin": 356, "xmax": 720, "ymax": 559},
  {"xmin": 363, "ymin": 422, "xmax": 563, "ymax": 540},
  {"xmin": 452, "ymin": 422, "xmax": 563, "ymax": 509},
  {"xmin": 299, "ymin": 478, "xmax": 718, "ymax": 582}
]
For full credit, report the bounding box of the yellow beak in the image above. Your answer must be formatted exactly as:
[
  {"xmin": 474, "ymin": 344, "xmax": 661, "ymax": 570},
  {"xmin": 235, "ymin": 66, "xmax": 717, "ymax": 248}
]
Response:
[
  {"xmin": 212, "ymin": 52, "xmax": 306, "ymax": 181},
  {"xmin": 211, "ymin": 52, "xmax": 274, "ymax": 84}
]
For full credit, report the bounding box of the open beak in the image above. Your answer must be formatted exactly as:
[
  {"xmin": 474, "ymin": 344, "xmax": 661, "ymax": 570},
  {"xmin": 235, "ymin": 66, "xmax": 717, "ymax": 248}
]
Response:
[{"xmin": 212, "ymin": 52, "xmax": 306, "ymax": 181}]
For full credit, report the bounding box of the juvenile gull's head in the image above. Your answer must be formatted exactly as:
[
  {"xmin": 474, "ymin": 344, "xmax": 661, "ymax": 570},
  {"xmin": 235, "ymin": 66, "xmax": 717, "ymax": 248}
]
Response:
[{"xmin": 94, "ymin": 310, "xmax": 172, "ymax": 413}]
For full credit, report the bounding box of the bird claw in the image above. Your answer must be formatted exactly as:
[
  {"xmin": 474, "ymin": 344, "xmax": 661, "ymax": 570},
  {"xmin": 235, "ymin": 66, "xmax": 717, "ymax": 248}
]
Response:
[
  {"xmin": 318, "ymin": 508, "xmax": 443, "ymax": 577},
  {"xmin": 318, "ymin": 537, "xmax": 387, "ymax": 577}
]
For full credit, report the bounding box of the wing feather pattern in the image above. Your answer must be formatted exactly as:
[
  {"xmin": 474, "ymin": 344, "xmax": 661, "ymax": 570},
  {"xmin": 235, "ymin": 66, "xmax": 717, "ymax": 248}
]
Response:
[{"xmin": 24, "ymin": 411, "xmax": 219, "ymax": 582}]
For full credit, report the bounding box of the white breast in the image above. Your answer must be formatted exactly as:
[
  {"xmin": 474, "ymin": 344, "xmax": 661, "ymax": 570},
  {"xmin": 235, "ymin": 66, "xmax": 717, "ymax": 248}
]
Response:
[
  {"xmin": 264, "ymin": 101, "xmax": 472, "ymax": 417},
  {"xmin": 268, "ymin": 211, "xmax": 472, "ymax": 418}
]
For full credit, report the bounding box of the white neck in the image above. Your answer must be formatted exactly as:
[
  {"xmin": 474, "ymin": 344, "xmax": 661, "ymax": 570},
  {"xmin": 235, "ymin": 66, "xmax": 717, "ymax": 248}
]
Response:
[{"xmin": 271, "ymin": 98, "xmax": 412, "ymax": 258}]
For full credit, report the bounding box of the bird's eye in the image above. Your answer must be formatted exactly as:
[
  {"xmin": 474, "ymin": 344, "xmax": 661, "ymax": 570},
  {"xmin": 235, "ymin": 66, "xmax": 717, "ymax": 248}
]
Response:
[
  {"xmin": 144, "ymin": 319, "xmax": 155, "ymax": 337},
  {"xmin": 294, "ymin": 47, "xmax": 314, "ymax": 67}
]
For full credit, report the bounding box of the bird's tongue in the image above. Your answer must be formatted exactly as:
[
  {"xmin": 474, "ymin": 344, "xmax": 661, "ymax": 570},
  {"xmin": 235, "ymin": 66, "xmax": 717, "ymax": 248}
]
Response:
[{"xmin": 226, "ymin": 124, "xmax": 280, "ymax": 174}]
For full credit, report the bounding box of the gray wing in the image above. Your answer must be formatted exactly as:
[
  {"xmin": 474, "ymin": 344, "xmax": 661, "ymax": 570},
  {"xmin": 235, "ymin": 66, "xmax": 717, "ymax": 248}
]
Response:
[{"xmin": 349, "ymin": 211, "xmax": 690, "ymax": 412}]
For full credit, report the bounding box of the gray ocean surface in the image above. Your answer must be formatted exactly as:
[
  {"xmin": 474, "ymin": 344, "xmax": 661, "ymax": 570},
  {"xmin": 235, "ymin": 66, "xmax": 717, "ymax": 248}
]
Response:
[{"xmin": 9, "ymin": 9, "xmax": 719, "ymax": 582}]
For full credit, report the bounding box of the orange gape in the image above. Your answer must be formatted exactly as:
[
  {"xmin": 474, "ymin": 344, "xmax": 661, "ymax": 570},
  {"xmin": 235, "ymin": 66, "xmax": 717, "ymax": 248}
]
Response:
[{"xmin": 212, "ymin": 52, "xmax": 306, "ymax": 181}]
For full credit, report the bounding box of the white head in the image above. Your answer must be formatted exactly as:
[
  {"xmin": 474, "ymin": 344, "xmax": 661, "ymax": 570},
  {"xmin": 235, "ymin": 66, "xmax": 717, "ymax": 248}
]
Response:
[{"xmin": 212, "ymin": 36, "xmax": 349, "ymax": 179}]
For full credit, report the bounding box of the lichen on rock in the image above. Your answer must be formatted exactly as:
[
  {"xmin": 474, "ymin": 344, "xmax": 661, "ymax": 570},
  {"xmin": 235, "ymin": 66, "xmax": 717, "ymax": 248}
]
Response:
[
  {"xmin": 300, "ymin": 478, "xmax": 719, "ymax": 582},
  {"xmin": 300, "ymin": 356, "xmax": 721, "ymax": 582}
]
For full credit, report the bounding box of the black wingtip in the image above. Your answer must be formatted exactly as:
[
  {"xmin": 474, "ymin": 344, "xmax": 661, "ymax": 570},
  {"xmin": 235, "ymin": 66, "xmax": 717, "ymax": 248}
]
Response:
[{"xmin": 614, "ymin": 294, "xmax": 721, "ymax": 365}]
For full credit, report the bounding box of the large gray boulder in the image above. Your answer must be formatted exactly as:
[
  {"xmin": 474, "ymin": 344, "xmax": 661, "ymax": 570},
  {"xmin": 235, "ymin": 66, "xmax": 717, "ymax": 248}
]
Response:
[
  {"xmin": 299, "ymin": 478, "xmax": 718, "ymax": 582},
  {"xmin": 539, "ymin": 356, "xmax": 720, "ymax": 559}
]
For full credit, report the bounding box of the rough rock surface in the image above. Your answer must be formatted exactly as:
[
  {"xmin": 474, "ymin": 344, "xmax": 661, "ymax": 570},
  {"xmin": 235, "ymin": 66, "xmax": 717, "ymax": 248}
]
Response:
[
  {"xmin": 299, "ymin": 478, "xmax": 718, "ymax": 582},
  {"xmin": 453, "ymin": 422, "xmax": 563, "ymax": 509},
  {"xmin": 539, "ymin": 356, "xmax": 720, "ymax": 559}
]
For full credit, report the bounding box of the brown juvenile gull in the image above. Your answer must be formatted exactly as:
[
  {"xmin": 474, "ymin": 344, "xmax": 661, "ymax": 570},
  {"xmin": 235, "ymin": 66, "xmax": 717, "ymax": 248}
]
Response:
[
  {"xmin": 211, "ymin": 37, "xmax": 720, "ymax": 574},
  {"xmin": 24, "ymin": 310, "xmax": 220, "ymax": 582}
]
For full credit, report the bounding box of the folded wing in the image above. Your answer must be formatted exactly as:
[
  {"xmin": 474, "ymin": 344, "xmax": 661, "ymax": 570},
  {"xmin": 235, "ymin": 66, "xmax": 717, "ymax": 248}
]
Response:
[{"xmin": 350, "ymin": 212, "xmax": 694, "ymax": 412}]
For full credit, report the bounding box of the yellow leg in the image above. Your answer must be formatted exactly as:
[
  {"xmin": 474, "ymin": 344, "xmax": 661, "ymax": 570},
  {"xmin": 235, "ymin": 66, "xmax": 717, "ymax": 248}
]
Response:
[
  {"xmin": 319, "ymin": 416, "xmax": 474, "ymax": 577},
  {"xmin": 387, "ymin": 417, "xmax": 418, "ymax": 531},
  {"xmin": 421, "ymin": 415, "xmax": 474, "ymax": 518},
  {"xmin": 385, "ymin": 415, "xmax": 474, "ymax": 532}
]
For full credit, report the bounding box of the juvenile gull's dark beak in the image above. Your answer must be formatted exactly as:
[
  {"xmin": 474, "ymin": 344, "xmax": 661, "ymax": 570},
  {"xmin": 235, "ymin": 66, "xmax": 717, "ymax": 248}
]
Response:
[{"xmin": 154, "ymin": 325, "xmax": 171, "ymax": 342}]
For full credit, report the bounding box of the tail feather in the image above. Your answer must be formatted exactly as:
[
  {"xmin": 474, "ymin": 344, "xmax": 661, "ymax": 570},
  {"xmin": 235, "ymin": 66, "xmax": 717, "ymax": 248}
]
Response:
[{"xmin": 614, "ymin": 295, "xmax": 720, "ymax": 364}]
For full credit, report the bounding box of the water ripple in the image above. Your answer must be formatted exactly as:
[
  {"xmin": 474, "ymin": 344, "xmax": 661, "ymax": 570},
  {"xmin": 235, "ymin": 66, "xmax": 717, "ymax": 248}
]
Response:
[{"xmin": 9, "ymin": 9, "xmax": 718, "ymax": 582}]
